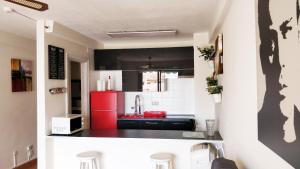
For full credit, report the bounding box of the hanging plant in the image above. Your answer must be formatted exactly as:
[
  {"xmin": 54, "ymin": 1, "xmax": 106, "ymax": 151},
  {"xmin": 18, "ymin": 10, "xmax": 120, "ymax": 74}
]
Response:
[
  {"xmin": 206, "ymin": 75, "xmax": 223, "ymax": 103},
  {"xmin": 206, "ymin": 76, "xmax": 218, "ymax": 87},
  {"xmin": 207, "ymin": 85, "xmax": 223, "ymax": 95},
  {"xmin": 207, "ymin": 85, "xmax": 223, "ymax": 103},
  {"xmin": 197, "ymin": 45, "xmax": 215, "ymax": 61}
]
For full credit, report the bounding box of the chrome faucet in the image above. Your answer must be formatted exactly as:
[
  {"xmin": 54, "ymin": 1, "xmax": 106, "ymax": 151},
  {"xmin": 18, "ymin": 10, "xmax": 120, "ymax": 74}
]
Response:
[{"xmin": 134, "ymin": 95, "xmax": 141, "ymax": 115}]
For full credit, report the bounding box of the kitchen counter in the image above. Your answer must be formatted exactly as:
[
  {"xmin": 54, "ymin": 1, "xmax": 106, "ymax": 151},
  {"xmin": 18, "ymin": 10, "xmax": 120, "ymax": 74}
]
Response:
[{"xmin": 51, "ymin": 129, "xmax": 222, "ymax": 141}]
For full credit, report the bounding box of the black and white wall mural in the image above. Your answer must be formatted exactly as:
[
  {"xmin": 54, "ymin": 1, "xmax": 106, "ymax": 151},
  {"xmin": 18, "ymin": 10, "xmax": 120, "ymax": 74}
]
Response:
[{"xmin": 258, "ymin": 0, "xmax": 300, "ymax": 168}]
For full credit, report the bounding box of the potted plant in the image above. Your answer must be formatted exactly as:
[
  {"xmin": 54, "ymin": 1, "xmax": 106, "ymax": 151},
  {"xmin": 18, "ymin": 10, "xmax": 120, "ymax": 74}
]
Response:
[
  {"xmin": 206, "ymin": 76, "xmax": 218, "ymax": 87},
  {"xmin": 197, "ymin": 45, "xmax": 215, "ymax": 67},
  {"xmin": 207, "ymin": 85, "xmax": 223, "ymax": 103}
]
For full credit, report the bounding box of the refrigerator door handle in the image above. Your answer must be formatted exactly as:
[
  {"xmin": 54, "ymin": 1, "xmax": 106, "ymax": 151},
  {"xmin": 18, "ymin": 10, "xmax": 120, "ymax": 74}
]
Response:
[{"xmin": 92, "ymin": 109, "xmax": 114, "ymax": 112}]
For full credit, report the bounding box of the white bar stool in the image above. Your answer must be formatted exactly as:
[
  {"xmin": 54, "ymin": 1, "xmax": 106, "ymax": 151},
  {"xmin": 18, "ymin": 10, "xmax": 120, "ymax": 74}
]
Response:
[
  {"xmin": 76, "ymin": 151, "xmax": 101, "ymax": 169},
  {"xmin": 150, "ymin": 153, "xmax": 174, "ymax": 169}
]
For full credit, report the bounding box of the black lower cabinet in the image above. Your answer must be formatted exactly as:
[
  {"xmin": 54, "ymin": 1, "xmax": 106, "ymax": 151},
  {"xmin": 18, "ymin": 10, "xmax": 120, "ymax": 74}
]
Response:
[
  {"xmin": 117, "ymin": 120, "xmax": 140, "ymax": 129},
  {"xmin": 140, "ymin": 120, "xmax": 163, "ymax": 130},
  {"xmin": 163, "ymin": 119, "xmax": 195, "ymax": 131},
  {"xmin": 117, "ymin": 118, "xmax": 195, "ymax": 131}
]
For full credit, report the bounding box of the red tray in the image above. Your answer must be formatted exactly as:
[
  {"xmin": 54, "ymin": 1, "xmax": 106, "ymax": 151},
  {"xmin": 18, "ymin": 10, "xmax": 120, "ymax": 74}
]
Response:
[{"xmin": 143, "ymin": 111, "xmax": 166, "ymax": 118}]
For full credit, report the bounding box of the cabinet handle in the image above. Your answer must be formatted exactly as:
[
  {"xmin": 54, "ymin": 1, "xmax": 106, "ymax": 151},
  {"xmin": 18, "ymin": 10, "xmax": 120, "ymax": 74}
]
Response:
[
  {"xmin": 171, "ymin": 123, "xmax": 185, "ymax": 125},
  {"xmin": 124, "ymin": 121, "xmax": 136, "ymax": 124},
  {"xmin": 93, "ymin": 110, "xmax": 114, "ymax": 112},
  {"xmin": 145, "ymin": 122, "xmax": 159, "ymax": 125}
]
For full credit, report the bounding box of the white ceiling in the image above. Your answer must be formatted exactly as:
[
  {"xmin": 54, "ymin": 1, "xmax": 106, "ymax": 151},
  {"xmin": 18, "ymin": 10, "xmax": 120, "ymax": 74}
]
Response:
[{"xmin": 0, "ymin": 0, "xmax": 221, "ymax": 43}]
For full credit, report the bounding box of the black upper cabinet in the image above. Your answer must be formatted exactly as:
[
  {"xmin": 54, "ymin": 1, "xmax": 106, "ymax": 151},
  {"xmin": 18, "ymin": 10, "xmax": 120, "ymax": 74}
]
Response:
[
  {"xmin": 94, "ymin": 47, "xmax": 194, "ymax": 75},
  {"xmin": 122, "ymin": 71, "xmax": 143, "ymax": 91},
  {"xmin": 94, "ymin": 50, "xmax": 118, "ymax": 70}
]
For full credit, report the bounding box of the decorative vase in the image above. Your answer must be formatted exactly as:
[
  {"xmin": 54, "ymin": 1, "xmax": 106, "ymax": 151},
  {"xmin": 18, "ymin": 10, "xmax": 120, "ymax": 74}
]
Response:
[
  {"xmin": 212, "ymin": 93, "xmax": 222, "ymax": 103},
  {"xmin": 206, "ymin": 119, "xmax": 216, "ymax": 136},
  {"xmin": 208, "ymin": 60, "xmax": 214, "ymax": 68}
]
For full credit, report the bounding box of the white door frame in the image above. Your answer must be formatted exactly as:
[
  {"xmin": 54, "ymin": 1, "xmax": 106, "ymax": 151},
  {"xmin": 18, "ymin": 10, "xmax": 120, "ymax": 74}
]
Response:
[{"xmin": 65, "ymin": 53, "xmax": 90, "ymax": 129}]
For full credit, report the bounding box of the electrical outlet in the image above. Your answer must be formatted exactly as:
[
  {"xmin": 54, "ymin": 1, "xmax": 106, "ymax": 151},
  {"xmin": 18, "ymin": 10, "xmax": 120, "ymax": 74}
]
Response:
[
  {"xmin": 26, "ymin": 145, "xmax": 33, "ymax": 151},
  {"xmin": 152, "ymin": 101, "xmax": 159, "ymax": 106},
  {"xmin": 26, "ymin": 145, "xmax": 34, "ymax": 160},
  {"xmin": 151, "ymin": 99, "xmax": 160, "ymax": 106},
  {"xmin": 13, "ymin": 151, "xmax": 18, "ymax": 167}
]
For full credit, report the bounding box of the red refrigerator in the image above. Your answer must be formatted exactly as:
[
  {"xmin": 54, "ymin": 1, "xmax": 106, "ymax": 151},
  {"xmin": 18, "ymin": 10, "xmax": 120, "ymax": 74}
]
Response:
[{"xmin": 91, "ymin": 91, "xmax": 124, "ymax": 129}]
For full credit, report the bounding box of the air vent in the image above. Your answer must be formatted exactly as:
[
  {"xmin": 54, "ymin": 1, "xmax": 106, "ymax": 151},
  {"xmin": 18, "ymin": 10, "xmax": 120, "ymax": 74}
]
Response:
[
  {"xmin": 107, "ymin": 30, "xmax": 177, "ymax": 38},
  {"xmin": 4, "ymin": 0, "xmax": 48, "ymax": 11}
]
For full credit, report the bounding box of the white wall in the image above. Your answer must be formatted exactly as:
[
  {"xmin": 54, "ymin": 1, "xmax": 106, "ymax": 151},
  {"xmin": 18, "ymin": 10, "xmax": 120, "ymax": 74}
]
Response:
[
  {"xmin": 44, "ymin": 31, "xmax": 91, "ymax": 133},
  {"xmin": 193, "ymin": 33, "xmax": 216, "ymax": 131},
  {"xmin": 90, "ymin": 70, "xmax": 123, "ymax": 91},
  {"xmin": 0, "ymin": 31, "xmax": 37, "ymax": 169},
  {"xmin": 215, "ymin": 0, "xmax": 294, "ymax": 168},
  {"xmin": 36, "ymin": 21, "xmax": 100, "ymax": 169},
  {"xmin": 125, "ymin": 78, "xmax": 195, "ymax": 115}
]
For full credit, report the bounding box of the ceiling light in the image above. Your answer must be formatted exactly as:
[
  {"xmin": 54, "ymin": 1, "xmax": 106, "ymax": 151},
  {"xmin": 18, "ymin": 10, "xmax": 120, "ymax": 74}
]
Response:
[
  {"xmin": 107, "ymin": 30, "xmax": 177, "ymax": 38},
  {"xmin": 4, "ymin": 0, "xmax": 48, "ymax": 11}
]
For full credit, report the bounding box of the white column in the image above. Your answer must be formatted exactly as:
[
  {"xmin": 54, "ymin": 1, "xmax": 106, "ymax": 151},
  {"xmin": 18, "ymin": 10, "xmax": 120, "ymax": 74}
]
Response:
[{"xmin": 36, "ymin": 20, "xmax": 47, "ymax": 169}]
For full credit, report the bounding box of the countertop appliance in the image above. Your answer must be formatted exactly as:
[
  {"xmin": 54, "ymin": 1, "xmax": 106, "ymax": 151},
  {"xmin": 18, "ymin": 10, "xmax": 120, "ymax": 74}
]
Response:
[
  {"xmin": 52, "ymin": 114, "xmax": 83, "ymax": 135},
  {"xmin": 144, "ymin": 111, "xmax": 166, "ymax": 118},
  {"xmin": 91, "ymin": 91, "xmax": 125, "ymax": 129}
]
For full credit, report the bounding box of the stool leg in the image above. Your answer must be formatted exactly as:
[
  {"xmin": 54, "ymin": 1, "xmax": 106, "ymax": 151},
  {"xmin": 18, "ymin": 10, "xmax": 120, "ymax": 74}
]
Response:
[
  {"xmin": 96, "ymin": 159, "xmax": 100, "ymax": 169},
  {"xmin": 91, "ymin": 160, "xmax": 94, "ymax": 169},
  {"xmin": 169, "ymin": 161, "xmax": 173, "ymax": 169},
  {"xmin": 87, "ymin": 161, "xmax": 92, "ymax": 169},
  {"xmin": 152, "ymin": 163, "xmax": 156, "ymax": 169},
  {"xmin": 92, "ymin": 159, "xmax": 98, "ymax": 169}
]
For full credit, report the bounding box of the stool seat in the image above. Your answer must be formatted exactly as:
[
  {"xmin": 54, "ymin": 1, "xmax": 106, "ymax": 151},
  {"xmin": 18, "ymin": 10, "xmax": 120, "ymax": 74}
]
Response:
[
  {"xmin": 151, "ymin": 153, "xmax": 174, "ymax": 162},
  {"xmin": 77, "ymin": 151, "xmax": 101, "ymax": 169},
  {"xmin": 77, "ymin": 151, "xmax": 101, "ymax": 160},
  {"xmin": 151, "ymin": 153, "xmax": 174, "ymax": 169}
]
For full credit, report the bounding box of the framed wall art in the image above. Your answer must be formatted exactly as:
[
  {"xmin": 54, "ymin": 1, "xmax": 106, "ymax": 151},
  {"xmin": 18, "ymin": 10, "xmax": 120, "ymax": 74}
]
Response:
[
  {"xmin": 214, "ymin": 34, "xmax": 223, "ymax": 75},
  {"xmin": 11, "ymin": 58, "xmax": 33, "ymax": 92}
]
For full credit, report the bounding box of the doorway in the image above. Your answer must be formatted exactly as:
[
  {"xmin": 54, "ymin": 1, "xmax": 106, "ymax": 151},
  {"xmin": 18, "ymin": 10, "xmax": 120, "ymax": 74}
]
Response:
[{"xmin": 70, "ymin": 61, "xmax": 81, "ymax": 114}]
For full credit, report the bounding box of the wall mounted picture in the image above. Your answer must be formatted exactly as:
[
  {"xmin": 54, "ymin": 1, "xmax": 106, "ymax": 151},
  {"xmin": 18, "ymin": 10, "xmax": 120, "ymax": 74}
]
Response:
[
  {"xmin": 11, "ymin": 58, "xmax": 33, "ymax": 92},
  {"xmin": 257, "ymin": 0, "xmax": 300, "ymax": 168},
  {"xmin": 214, "ymin": 34, "xmax": 223, "ymax": 74}
]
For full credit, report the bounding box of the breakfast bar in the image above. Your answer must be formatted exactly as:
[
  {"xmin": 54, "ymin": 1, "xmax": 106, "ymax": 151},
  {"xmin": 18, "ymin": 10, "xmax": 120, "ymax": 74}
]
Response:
[
  {"xmin": 57, "ymin": 129, "xmax": 222, "ymax": 140},
  {"xmin": 47, "ymin": 129, "xmax": 223, "ymax": 169}
]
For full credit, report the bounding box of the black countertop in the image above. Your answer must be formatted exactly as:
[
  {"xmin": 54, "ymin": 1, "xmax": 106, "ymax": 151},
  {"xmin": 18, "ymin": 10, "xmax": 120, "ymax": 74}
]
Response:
[
  {"xmin": 51, "ymin": 129, "xmax": 223, "ymax": 141},
  {"xmin": 117, "ymin": 115, "xmax": 195, "ymax": 121}
]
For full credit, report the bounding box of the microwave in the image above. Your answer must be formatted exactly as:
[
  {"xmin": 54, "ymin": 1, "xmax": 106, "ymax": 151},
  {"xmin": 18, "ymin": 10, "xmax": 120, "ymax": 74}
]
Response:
[{"xmin": 52, "ymin": 114, "xmax": 84, "ymax": 135}]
